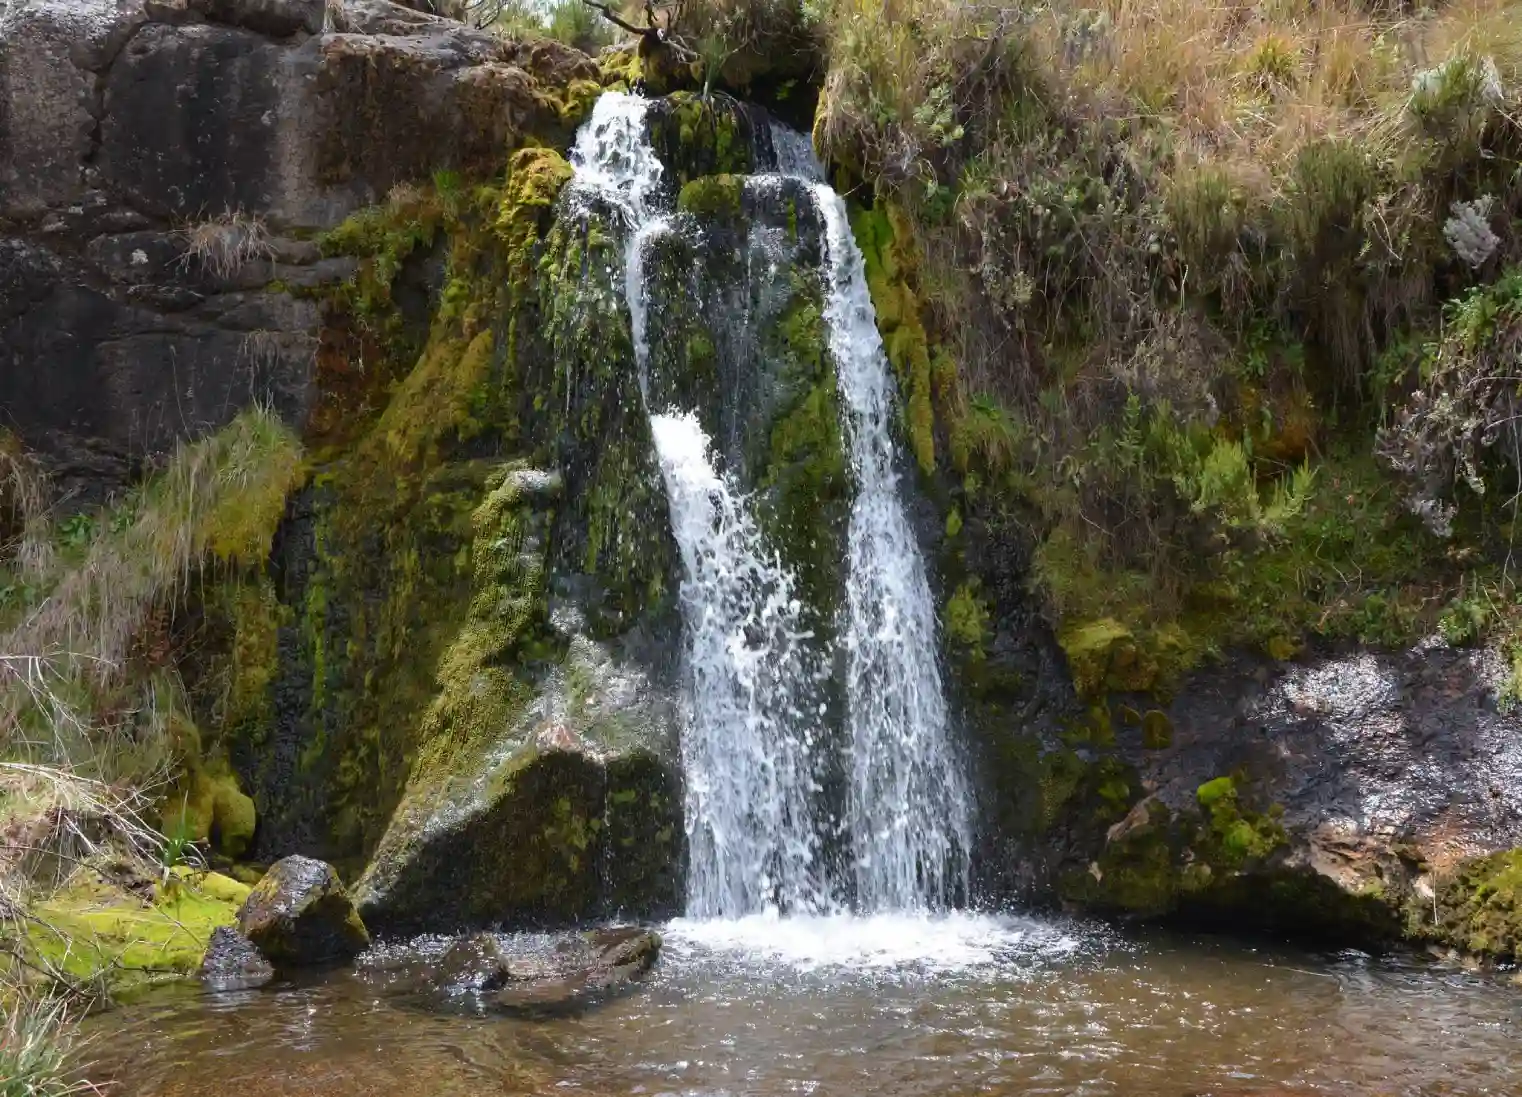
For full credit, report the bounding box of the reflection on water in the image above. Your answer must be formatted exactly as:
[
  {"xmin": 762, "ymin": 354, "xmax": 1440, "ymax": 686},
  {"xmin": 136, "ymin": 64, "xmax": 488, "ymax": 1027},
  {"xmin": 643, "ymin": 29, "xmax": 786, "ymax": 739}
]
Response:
[{"xmin": 87, "ymin": 913, "xmax": 1522, "ymax": 1096}]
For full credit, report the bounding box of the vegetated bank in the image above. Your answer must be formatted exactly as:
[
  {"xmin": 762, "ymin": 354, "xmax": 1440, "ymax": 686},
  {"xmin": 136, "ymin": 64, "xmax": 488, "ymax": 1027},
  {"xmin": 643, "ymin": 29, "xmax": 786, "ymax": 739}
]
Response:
[{"xmin": 6, "ymin": 1, "xmax": 1522, "ymax": 1062}]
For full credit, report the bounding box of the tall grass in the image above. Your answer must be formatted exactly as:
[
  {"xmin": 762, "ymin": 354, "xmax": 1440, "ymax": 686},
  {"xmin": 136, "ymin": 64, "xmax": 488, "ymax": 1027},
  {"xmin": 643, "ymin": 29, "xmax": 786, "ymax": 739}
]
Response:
[
  {"xmin": 0, "ymin": 987, "xmax": 94, "ymax": 1097},
  {"xmin": 1, "ymin": 408, "xmax": 302, "ymax": 786}
]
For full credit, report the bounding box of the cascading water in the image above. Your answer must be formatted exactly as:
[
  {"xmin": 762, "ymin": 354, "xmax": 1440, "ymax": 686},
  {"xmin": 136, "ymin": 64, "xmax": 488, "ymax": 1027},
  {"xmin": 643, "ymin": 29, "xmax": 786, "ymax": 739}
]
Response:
[
  {"xmin": 649, "ymin": 412, "xmax": 831, "ymax": 917},
  {"xmin": 571, "ymin": 93, "xmax": 830, "ymax": 918},
  {"xmin": 811, "ymin": 185, "xmax": 972, "ymax": 910},
  {"xmin": 568, "ymin": 90, "xmax": 970, "ymax": 918}
]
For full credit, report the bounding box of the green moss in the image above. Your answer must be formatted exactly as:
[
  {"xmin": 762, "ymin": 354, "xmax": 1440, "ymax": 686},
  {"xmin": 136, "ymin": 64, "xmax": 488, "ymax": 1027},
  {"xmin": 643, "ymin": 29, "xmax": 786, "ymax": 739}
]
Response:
[
  {"xmin": 1061, "ymin": 804, "xmax": 1179, "ymax": 916},
  {"xmin": 852, "ymin": 203, "xmax": 938, "ymax": 475},
  {"xmin": 1196, "ymin": 776, "xmax": 1236, "ymax": 810},
  {"xmin": 25, "ymin": 870, "xmax": 249, "ymax": 992},
  {"xmin": 598, "ymin": 45, "xmax": 643, "ymax": 90},
  {"xmin": 1195, "ymin": 775, "xmax": 1286, "ymax": 868},
  {"xmin": 945, "ymin": 580, "xmax": 992, "ymax": 661},
  {"xmin": 677, "ymin": 174, "xmax": 746, "ymax": 218},
  {"xmin": 754, "ymin": 278, "xmax": 850, "ymax": 624},
  {"xmin": 655, "ymin": 93, "xmax": 753, "ymax": 182},
  {"xmin": 1058, "ymin": 616, "xmax": 1197, "ymax": 699},
  {"xmin": 165, "ymin": 768, "xmax": 257, "ymax": 860},
  {"xmin": 1425, "ymin": 849, "xmax": 1522, "ymax": 960},
  {"xmin": 320, "ymin": 187, "xmax": 446, "ymax": 339},
  {"xmin": 1140, "ymin": 709, "xmax": 1173, "ymax": 749}
]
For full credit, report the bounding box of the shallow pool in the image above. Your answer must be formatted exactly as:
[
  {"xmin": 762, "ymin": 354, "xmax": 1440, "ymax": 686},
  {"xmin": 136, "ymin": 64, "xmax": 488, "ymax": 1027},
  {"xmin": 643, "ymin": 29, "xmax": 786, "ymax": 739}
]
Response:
[{"xmin": 87, "ymin": 912, "xmax": 1522, "ymax": 1096}]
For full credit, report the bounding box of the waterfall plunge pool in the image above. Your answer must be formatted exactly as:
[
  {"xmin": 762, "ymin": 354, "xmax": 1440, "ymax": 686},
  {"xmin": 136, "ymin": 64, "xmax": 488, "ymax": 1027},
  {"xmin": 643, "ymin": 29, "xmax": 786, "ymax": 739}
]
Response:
[{"xmin": 86, "ymin": 913, "xmax": 1522, "ymax": 1096}]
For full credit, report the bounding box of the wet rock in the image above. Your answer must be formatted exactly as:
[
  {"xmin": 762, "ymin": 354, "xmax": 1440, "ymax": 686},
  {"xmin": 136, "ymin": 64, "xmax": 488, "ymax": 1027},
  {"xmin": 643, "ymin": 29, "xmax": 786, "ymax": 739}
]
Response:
[
  {"xmin": 987, "ymin": 638, "xmax": 1522, "ymax": 946},
  {"xmin": 489, "ymin": 927, "xmax": 661, "ymax": 1016},
  {"xmin": 435, "ymin": 932, "xmax": 510, "ymax": 991},
  {"xmin": 354, "ymin": 730, "xmax": 682, "ymax": 936},
  {"xmin": 351, "ymin": 476, "xmax": 684, "ymax": 937},
  {"xmin": 237, "ymin": 855, "xmax": 370, "ymax": 965},
  {"xmin": 199, "ymin": 925, "xmax": 275, "ymax": 990}
]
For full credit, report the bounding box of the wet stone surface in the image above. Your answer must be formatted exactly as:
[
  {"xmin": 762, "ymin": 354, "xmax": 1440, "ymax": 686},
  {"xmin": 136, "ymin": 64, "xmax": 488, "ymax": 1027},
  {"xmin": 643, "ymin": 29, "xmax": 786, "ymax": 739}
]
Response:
[
  {"xmin": 364, "ymin": 925, "xmax": 663, "ymax": 1016},
  {"xmin": 199, "ymin": 925, "xmax": 275, "ymax": 991}
]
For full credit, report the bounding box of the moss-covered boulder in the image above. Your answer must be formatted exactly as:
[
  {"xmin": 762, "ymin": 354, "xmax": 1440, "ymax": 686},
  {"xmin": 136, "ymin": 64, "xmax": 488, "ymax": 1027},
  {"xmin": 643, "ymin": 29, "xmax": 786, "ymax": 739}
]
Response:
[
  {"xmin": 24, "ymin": 866, "xmax": 252, "ymax": 993},
  {"xmin": 237, "ymin": 855, "xmax": 370, "ymax": 965},
  {"xmin": 352, "ymin": 716, "xmax": 682, "ymax": 935}
]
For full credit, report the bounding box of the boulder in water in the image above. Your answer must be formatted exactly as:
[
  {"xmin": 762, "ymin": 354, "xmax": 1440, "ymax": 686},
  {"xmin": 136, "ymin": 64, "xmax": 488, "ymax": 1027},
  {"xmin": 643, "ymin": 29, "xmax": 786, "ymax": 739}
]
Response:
[
  {"xmin": 237, "ymin": 855, "xmax": 370, "ymax": 965},
  {"xmin": 490, "ymin": 926, "xmax": 661, "ymax": 1016},
  {"xmin": 199, "ymin": 925, "xmax": 275, "ymax": 990},
  {"xmin": 435, "ymin": 932, "xmax": 512, "ymax": 991}
]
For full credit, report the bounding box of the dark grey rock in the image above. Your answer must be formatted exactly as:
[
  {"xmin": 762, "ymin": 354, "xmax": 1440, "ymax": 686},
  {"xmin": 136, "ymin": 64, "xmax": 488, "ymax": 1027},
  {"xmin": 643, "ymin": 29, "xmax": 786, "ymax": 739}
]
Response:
[
  {"xmin": 422, "ymin": 927, "xmax": 663, "ymax": 1015},
  {"xmin": 492, "ymin": 926, "xmax": 661, "ymax": 1016},
  {"xmin": 1128, "ymin": 642, "xmax": 1522, "ymax": 889},
  {"xmin": 237, "ymin": 855, "xmax": 371, "ymax": 965},
  {"xmin": 199, "ymin": 924, "xmax": 275, "ymax": 990}
]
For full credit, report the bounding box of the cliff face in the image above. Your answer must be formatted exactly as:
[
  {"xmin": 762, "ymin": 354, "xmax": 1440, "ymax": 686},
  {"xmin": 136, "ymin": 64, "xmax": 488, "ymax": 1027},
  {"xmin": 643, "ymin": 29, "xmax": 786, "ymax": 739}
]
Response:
[
  {"xmin": 7, "ymin": 0, "xmax": 1522, "ymax": 962},
  {"xmin": 0, "ymin": 0, "xmax": 590, "ymax": 497}
]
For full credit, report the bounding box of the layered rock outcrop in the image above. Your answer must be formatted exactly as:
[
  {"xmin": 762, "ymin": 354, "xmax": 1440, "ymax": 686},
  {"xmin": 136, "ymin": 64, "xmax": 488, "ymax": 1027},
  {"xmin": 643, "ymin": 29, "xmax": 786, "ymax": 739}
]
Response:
[{"xmin": 0, "ymin": 0, "xmax": 593, "ymax": 496}]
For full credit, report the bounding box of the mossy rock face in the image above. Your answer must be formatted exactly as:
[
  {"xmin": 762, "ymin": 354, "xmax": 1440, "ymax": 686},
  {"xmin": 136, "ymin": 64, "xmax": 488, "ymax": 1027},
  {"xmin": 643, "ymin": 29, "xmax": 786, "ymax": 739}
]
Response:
[
  {"xmin": 1425, "ymin": 850, "xmax": 1522, "ymax": 960},
  {"xmin": 353, "ymin": 735, "xmax": 682, "ymax": 935},
  {"xmin": 237, "ymin": 855, "xmax": 370, "ymax": 965},
  {"xmin": 25, "ymin": 866, "xmax": 251, "ymax": 994},
  {"xmin": 648, "ymin": 93, "xmax": 761, "ymax": 190}
]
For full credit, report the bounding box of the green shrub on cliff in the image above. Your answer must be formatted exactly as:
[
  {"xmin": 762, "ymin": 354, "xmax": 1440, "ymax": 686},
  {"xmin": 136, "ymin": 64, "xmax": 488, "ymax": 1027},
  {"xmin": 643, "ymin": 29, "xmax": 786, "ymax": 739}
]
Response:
[{"xmin": 794, "ymin": 0, "xmax": 1522, "ymax": 692}]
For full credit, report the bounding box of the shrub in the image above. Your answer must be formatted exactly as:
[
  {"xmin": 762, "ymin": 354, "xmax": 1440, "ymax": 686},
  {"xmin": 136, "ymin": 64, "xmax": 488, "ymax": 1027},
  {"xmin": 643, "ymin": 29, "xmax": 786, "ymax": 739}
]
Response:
[{"xmin": 1, "ymin": 408, "xmax": 303, "ymax": 785}]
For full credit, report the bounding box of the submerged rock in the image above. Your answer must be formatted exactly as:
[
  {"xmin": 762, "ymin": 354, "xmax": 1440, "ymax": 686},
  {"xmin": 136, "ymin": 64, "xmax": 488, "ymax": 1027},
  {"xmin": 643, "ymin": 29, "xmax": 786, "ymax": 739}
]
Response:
[
  {"xmin": 237, "ymin": 855, "xmax": 370, "ymax": 965},
  {"xmin": 427, "ymin": 926, "xmax": 662, "ymax": 1012},
  {"xmin": 199, "ymin": 925, "xmax": 275, "ymax": 990},
  {"xmin": 492, "ymin": 926, "xmax": 660, "ymax": 1016}
]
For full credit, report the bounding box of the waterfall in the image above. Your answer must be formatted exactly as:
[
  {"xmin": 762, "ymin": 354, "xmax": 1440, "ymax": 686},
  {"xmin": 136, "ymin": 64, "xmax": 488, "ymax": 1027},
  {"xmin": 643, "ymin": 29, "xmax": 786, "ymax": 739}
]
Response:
[
  {"xmin": 650, "ymin": 412, "xmax": 831, "ymax": 917},
  {"xmin": 767, "ymin": 121, "xmax": 825, "ymax": 181},
  {"xmin": 571, "ymin": 93, "xmax": 830, "ymax": 917},
  {"xmin": 566, "ymin": 91, "xmax": 970, "ymax": 918},
  {"xmin": 810, "ymin": 186, "xmax": 972, "ymax": 910}
]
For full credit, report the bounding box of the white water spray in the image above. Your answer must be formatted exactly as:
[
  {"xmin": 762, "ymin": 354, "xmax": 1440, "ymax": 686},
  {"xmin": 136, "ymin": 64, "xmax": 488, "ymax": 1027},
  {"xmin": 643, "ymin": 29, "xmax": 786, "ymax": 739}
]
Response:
[
  {"xmin": 810, "ymin": 183, "xmax": 972, "ymax": 911},
  {"xmin": 571, "ymin": 94, "xmax": 830, "ymax": 917},
  {"xmin": 650, "ymin": 412, "xmax": 831, "ymax": 917},
  {"xmin": 567, "ymin": 92, "xmax": 970, "ymax": 917}
]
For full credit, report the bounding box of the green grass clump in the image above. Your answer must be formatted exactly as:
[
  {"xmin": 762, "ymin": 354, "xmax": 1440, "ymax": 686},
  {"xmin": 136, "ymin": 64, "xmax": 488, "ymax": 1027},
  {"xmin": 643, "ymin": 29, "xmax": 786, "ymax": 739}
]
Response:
[
  {"xmin": 0, "ymin": 990, "xmax": 92, "ymax": 1097},
  {"xmin": 1, "ymin": 409, "xmax": 303, "ymax": 785}
]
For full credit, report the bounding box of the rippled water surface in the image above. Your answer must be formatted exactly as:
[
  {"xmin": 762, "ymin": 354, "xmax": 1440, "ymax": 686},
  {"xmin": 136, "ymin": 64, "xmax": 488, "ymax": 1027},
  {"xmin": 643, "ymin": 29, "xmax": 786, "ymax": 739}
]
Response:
[{"xmin": 89, "ymin": 914, "xmax": 1522, "ymax": 1096}]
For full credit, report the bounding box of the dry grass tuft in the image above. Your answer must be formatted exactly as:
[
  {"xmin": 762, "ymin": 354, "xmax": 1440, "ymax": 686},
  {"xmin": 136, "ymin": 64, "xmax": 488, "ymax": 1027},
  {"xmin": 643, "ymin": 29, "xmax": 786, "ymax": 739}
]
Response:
[
  {"xmin": 177, "ymin": 211, "xmax": 275, "ymax": 281},
  {"xmin": 0, "ymin": 982, "xmax": 96, "ymax": 1097},
  {"xmin": 1, "ymin": 408, "xmax": 302, "ymax": 787}
]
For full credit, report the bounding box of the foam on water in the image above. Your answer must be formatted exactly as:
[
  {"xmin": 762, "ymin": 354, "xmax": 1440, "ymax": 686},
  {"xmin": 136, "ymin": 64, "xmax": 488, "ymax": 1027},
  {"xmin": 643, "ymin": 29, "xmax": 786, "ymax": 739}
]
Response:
[{"xmin": 663, "ymin": 911, "xmax": 1085, "ymax": 974}]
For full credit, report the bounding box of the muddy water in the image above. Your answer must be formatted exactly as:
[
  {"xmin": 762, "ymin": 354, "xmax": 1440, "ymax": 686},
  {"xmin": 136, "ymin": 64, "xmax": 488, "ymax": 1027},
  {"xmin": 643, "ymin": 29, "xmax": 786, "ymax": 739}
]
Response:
[{"xmin": 88, "ymin": 913, "xmax": 1522, "ymax": 1096}]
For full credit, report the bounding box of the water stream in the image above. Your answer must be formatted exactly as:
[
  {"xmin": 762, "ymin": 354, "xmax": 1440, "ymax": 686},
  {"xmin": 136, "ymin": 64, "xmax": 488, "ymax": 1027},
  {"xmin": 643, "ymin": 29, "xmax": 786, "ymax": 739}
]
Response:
[
  {"xmin": 86, "ymin": 919, "xmax": 1522, "ymax": 1095},
  {"xmin": 649, "ymin": 410, "xmax": 830, "ymax": 917},
  {"xmin": 574, "ymin": 90, "xmax": 969, "ymax": 917},
  {"xmin": 75, "ymin": 92, "xmax": 1522, "ymax": 1095}
]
